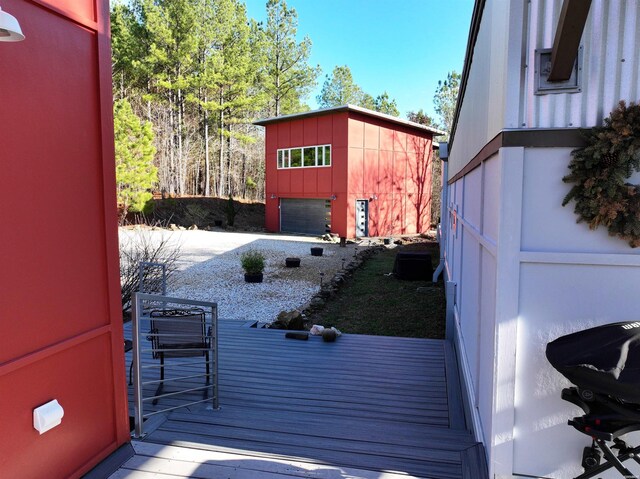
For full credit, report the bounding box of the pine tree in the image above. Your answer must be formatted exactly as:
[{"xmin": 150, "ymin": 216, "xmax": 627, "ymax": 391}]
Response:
[
  {"xmin": 317, "ymin": 65, "xmax": 366, "ymax": 107},
  {"xmin": 373, "ymin": 91, "xmax": 399, "ymax": 117},
  {"xmin": 317, "ymin": 66, "xmax": 399, "ymax": 116},
  {"xmin": 114, "ymin": 99, "xmax": 157, "ymax": 215},
  {"xmin": 433, "ymin": 71, "xmax": 460, "ymax": 138},
  {"xmin": 262, "ymin": 0, "xmax": 320, "ymax": 117}
]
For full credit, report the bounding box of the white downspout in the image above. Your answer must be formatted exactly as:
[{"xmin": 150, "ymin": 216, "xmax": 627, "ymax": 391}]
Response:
[{"xmin": 432, "ymin": 142, "xmax": 448, "ymax": 283}]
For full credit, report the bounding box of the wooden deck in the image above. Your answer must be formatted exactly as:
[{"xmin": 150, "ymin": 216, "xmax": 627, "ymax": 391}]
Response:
[{"xmin": 112, "ymin": 320, "xmax": 485, "ymax": 479}]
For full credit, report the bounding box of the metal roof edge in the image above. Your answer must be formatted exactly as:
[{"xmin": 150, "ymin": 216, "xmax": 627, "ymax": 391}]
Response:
[
  {"xmin": 449, "ymin": 0, "xmax": 487, "ymax": 149},
  {"xmin": 254, "ymin": 104, "xmax": 445, "ymax": 136}
]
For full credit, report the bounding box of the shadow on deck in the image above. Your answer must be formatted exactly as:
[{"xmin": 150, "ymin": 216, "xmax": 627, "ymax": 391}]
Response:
[{"xmin": 110, "ymin": 320, "xmax": 486, "ymax": 479}]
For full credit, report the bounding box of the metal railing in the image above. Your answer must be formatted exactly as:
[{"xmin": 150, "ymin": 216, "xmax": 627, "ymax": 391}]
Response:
[{"xmin": 131, "ymin": 292, "xmax": 219, "ymax": 438}]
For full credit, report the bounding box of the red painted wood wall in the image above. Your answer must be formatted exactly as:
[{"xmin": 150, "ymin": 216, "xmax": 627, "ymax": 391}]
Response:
[
  {"xmin": 0, "ymin": 1, "xmax": 129, "ymax": 477},
  {"xmin": 264, "ymin": 110, "xmax": 434, "ymax": 238}
]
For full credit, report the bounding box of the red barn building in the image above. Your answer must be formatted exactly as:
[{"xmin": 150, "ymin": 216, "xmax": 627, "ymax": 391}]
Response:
[
  {"xmin": 255, "ymin": 105, "xmax": 443, "ymax": 239},
  {"xmin": 0, "ymin": 1, "xmax": 129, "ymax": 477}
]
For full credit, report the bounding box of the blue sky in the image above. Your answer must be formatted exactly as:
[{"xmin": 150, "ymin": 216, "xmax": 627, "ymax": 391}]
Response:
[{"xmin": 243, "ymin": 0, "xmax": 474, "ymax": 122}]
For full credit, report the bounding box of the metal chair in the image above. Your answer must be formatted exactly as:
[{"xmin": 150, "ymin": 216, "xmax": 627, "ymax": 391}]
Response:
[
  {"xmin": 148, "ymin": 308, "xmax": 211, "ymax": 405},
  {"xmin": 128, "ymin": 262, "xmax": 168, "ymax": 385}
]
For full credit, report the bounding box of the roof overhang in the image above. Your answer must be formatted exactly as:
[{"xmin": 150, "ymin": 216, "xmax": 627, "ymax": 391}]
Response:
[{"xmin": 254, "ymin": 104, "xmax": 446, "ymax": 136}]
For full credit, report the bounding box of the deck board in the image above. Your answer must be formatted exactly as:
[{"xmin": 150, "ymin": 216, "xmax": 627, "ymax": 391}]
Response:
[{"xmin": 116, "ymin": 320, "xmax": 485, "ymax": 479}]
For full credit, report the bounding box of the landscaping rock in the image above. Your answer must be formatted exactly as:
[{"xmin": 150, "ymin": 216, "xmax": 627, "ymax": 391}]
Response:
[
  {"xmin": 272, "ymin": 309, "xmax": 305, "ymax": 330},
  {"xmin": 322, "ymin": 328, "xmax": 337, "ymax": 342}
]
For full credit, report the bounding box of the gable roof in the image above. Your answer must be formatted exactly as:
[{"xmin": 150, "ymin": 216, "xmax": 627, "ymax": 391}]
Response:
[{"xmin": 254, "ymin": 104, "xmax": 445, "ymax": 136}]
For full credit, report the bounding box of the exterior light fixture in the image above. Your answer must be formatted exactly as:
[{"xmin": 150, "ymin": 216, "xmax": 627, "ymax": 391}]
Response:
[
  {"xmin": 270, "ymin": 193, "xmax": 277, "ymax": 199},
  {"xmin": 0, "ymin": 5, "xmax": 25, "ymax": 42},
  {"xmin": 330, "ymin": 194, "xmax": 337, "ymax": 201}
]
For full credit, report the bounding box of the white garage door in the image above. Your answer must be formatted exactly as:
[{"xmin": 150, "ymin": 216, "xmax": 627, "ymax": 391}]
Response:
[{"xmin": 280, "ymin": 199, "xmax": 331, "ymax": 235}]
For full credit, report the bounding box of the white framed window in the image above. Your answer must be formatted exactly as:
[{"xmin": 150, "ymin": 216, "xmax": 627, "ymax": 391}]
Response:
[{"xmin": 277, "ymin": 144, "xmax": 332, "ymax": 169}]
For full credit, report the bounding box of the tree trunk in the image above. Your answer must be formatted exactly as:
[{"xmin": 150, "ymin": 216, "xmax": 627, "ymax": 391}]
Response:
[
  {"xmin": 204, "ymin": 93, "xmax": 210, "ymax": 197},
  {"xmin": 218, "ymin": 88, "xmax": 225, "ymax": 197}
]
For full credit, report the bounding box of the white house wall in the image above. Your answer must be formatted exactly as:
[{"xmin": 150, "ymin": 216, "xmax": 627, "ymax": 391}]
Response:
[
  {"xmin": 445, "ymin": 154, "xmax": 501, "ymax": 458},
  {"xmin": 448, "ymin": 0, "xmax": 523, "ymax": 178},
  {"xmin": 511, "ymin": 147, "xmax": 640, "ymax": 479},
  {"xmin": 524, "ymin": 1, "xmax": 640, "ymax": 129}
]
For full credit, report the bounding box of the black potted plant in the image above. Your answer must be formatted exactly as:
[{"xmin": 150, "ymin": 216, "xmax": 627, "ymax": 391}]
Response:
[{"xmin": 240, "ymin": 250, "xmax": 265, "ymax": 283}]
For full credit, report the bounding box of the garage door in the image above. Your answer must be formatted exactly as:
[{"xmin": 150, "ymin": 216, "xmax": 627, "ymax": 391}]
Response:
[{"xmin": 280, "ymin": 199, "xmax": 331, "ymax": 235}]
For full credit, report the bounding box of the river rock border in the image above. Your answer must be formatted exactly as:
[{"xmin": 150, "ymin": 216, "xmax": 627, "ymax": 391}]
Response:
[{"xmin": 298, "ymin": 245, "xmax": 385, "ymax": 319}]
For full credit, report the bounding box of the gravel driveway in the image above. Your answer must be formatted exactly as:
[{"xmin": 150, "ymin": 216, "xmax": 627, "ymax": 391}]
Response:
[{"xmin": 120, "ymin": 229, "xmax": 365, "ymax": 324}]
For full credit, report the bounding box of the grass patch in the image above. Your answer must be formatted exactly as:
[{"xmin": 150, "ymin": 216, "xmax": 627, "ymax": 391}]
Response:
[{"xmin": 313, "ymin": 241, "xmax": 445, "ymax": 339}]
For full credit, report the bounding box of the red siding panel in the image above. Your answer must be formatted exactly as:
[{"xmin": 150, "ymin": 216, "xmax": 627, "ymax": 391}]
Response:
[
  {"xmin": 348, "ymin": 148, "xmax": 364, "ymax": 195},
  {"xmin": 381, "ymin": 126, "xmax": 394, "ymax": 151},
  {"xmin": 265, "ymin": 199, "xmax": 279, "ymax": 232},
  {"xmin": 0, "ymin": 335, "xmax": 117, "ymax": 478},
  {"xmin": 265, "ymin": 124, "xmax": 277, "ymax": 154},
  {"xmin": 363, "ymin": 148, "xmax": 378, "ymax": 195},
  {"xmin": 332, "ymin": 147, "xmax": 349, "ymax": 194},
  {"xmin": 317, "ymin": 168, "xmax": 332, "ymax": 194},
  {"xmin": 290, "ymin": 169, "xmax": 304, "ymax": 194},
  {"xmin": 0, "ymin": 1, "xmax": 128, "ymax": 475},
  {"xmin": 303, "ymin": 117, "xmax": 318, "ymax": 145},
  {"xmin": 303, "ymin": 168, "xmax": 318, "ymax": 193},
  {"xmin": 348, "ymin": 118, "xmax": 365, "ymax": 149},
  {"xmin": 290, "ymin": 119, "xmax": 304, "ymax": 147},
  {"xmin": 394, "ymin": 130, "xmax": 407, "ymax": 153},
  {"xmin": 277, "ymin": 122, "xmax": 291, "ymax": 148},
  {"xmin": 332, "ymin": 113, "xmax": 349, "ymax": 148},
  {"xmin": 364, "ymin": 122, "xmax": 379, "ymax": 150},
  {"xmin": 378, "ymin": 150, "xmax": 394, "ymax": 193},
  {"xmin": 317, "ymin": 115, "xmax": 333, "ymax": 144},
  {"xmin": 278, "ymin": 169, "xmax": 292, "ymax": 194}
]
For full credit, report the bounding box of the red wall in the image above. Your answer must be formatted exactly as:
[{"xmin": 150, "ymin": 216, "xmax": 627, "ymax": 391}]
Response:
[
  {"xmin": 264, "ymin": 112, "xmax": 349, "ymax": 235},
  {"xmin": 0, "ymin": 1, "xmax": 129, "ymax": 477},
  {"xmin": 264, "ymin": 111, "xmax": 434, "ymax": 238},
  {"xmin": 346, "ymin": 113, "xmax": 434, "ymax": 237}
]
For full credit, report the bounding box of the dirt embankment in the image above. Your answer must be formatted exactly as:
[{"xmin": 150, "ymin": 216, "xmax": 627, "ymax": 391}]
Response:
[{"xmin": 124, "ymin": 196, "xmax": 266, "ymax": 231}]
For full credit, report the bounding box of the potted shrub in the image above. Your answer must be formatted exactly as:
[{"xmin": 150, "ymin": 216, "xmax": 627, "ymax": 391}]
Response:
[{"xmin": 240, "ymin": 250, "xmax": 265, "ymax": 283}]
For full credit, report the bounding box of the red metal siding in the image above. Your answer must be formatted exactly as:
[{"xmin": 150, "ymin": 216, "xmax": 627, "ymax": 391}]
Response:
[
  {"xmin": 0, "ymin": 0, "xmax": 128, "ymax": 476},
  {"xmin": 263, "ymin": 110, "xmax": 434, "ymax": 238}
]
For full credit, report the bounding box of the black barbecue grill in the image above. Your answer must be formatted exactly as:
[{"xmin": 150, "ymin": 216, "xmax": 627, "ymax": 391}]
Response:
[{"xmin": 546, "ymin": 321, "xmax": 640, "ymax": 478}]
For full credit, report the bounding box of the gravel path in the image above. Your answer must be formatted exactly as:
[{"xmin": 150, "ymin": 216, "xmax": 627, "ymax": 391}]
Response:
[{"xmin": 120, "ymin": 229, "xmax": 369, "ymax": 324}]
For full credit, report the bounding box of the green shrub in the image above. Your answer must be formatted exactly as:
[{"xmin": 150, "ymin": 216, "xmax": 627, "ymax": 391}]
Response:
[{"xmin": 240, "ymin": 250, "xmax": 265, "ymax": 274}]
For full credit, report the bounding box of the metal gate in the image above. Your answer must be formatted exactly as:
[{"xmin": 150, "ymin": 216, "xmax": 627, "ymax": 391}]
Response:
[
  {"xmin": 356, "ymin": 200, "xmax": 369, "ymax": 237},
  {"xmin": 280, "ymin": 198, "xmax": 331, "ymax": 235}
]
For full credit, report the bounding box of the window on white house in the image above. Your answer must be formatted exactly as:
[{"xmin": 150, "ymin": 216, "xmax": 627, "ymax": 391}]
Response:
[{"xmin": 276, "ymin": 144, "xmax": 332, "ymax": 169}]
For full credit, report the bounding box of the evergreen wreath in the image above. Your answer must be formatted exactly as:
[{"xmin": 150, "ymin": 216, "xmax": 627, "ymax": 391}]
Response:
[{"xmin": 563, "ymin": 101, "xmax": 640, "ymax": 247}]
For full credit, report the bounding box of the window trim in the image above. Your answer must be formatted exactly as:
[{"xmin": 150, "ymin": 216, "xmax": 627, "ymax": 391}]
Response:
[{"xmin": 276, "ymin": 144, "xmax": 332, "ymax": 169}]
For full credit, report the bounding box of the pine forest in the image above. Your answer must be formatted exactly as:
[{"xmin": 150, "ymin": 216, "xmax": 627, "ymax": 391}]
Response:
[{"xmin": 110, "ymin": 0, "xmax": 408, "ymax": 210}]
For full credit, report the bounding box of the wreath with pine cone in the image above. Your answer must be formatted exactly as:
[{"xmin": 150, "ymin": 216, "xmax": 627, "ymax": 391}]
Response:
[{"xmin": 563, "ymin": 101, "xmax": 640, "ymax": 247}]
